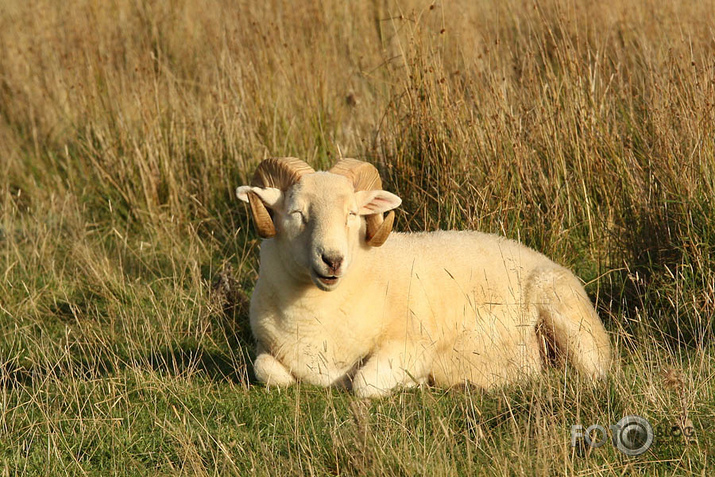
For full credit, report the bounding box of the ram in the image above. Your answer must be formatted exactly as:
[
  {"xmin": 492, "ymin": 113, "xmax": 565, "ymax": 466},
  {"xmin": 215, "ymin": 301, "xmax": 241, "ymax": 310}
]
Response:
[{"xmin": 236, "ymin": 158, "xmax": 611, "ymax": 398}]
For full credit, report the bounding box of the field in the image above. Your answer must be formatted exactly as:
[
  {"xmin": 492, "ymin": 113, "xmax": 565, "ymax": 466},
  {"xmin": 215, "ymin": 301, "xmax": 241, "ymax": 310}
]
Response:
[{"xmin": 1, "ymin": 0, "xmax": 714, "ymax": 474}]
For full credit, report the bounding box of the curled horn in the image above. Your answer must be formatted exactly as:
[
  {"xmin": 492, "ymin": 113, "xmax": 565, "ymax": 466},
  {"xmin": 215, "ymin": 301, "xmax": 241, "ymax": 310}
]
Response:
[
  {"xmin": 329, "ymin": 159, "xmax": 395, "ymax": 247},
  {"xmin": 247, "ymin": 157, "xmax": 315, "ymax": 238}
]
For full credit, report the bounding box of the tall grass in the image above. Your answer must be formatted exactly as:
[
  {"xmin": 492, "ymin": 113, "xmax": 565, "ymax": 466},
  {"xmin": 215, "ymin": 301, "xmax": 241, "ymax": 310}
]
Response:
[{"xmin": 1, "ymin": 0, "xmax": 713, "ymax": 474}]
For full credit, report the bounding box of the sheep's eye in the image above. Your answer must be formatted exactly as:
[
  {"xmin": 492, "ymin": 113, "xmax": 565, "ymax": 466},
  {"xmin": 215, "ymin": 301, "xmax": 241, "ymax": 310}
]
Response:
[
  {"xmin": 289, "ymin": 210, "xmax": 306, "ymax": 223},
  {"xmin": 346, "ymin": 210, "xmax": 358, "ymax": 225}
]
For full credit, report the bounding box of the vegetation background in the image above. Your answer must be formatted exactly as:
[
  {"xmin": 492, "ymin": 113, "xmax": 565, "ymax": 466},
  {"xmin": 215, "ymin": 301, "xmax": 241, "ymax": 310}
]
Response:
[{"xmin": 1, "ymin": 0, "xmax": 713, "ymax": 474}]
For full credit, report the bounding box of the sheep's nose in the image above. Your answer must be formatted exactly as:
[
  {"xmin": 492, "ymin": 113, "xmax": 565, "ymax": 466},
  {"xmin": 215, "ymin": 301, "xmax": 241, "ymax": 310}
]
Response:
[{"xmin": 321, "ymin": 253, "xmax": 343, "ymax": 273}]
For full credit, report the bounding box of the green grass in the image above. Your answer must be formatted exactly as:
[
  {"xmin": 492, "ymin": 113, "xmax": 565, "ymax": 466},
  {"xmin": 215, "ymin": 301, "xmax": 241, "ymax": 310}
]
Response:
[{"xmin": 1, "ymin": 0, "xmax": 714, "ymax": 474}]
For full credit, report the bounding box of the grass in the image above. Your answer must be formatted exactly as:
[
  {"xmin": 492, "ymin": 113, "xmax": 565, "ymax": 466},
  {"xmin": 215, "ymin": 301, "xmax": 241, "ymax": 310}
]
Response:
[{"xmin": 1, "ymin": 0, "xmax": 714, "ymax": 474}]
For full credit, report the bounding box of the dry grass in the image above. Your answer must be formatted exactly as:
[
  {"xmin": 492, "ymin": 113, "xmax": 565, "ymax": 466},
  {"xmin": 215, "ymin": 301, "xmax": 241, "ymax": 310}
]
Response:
[{"xmin": 1, "ymin": 0, "xmax": 714, "ymax": 475}]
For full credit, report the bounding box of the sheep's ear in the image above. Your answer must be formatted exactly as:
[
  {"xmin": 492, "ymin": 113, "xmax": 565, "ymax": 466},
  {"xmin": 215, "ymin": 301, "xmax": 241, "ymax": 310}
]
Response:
[
  {"xmin": 236, "ymin": 186, "xmax": 283, "ymax": 239},
  {"xmin": 236, "ymin": 186, "xmax": 283, "ymax": 209},
  {"xmin": 355, "ymin": 190, "xmax": 402, "ymax": 216}
]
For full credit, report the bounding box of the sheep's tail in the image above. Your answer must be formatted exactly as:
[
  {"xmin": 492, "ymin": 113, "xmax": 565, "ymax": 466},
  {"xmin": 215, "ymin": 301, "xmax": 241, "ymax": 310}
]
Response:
[{"xmin": 530, "ymin": 267, "xmax": 611, "ymax": 379}]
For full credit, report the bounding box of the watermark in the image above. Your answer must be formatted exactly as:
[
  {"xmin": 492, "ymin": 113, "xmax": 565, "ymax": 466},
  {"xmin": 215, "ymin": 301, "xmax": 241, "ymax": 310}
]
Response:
[
  {"xmin": 571, "ymin": 415, "xmax": 697, "ymax": 457},
  {"xmin": 571, "ymin": 415, "xmax": 654, "ymax": 456}
]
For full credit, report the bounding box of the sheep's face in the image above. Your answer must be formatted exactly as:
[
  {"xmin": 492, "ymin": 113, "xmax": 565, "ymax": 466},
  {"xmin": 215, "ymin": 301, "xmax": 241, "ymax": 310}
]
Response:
[{"xmin": 238, "ymin": 172, "xmax": 401, "ymax": 291}]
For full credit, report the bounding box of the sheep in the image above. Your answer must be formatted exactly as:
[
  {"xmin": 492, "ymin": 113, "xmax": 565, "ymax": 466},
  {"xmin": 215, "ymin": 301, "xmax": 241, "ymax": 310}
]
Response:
[{"xmin": 236, "ymin": 157, "xmax": 611, "ymax": 398}]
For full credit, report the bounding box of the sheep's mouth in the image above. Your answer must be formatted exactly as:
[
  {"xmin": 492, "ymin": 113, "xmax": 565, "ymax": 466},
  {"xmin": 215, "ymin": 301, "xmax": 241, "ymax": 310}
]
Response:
[{"xmin": 312, "ymin": 270, "xmax": 341, "ymax": 290}]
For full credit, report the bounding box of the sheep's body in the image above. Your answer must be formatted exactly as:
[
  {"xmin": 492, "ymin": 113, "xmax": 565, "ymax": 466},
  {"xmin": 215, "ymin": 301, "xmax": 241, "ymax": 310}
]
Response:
[
  {"xmin": 237, "ymin": 159, "xmax": 611, "ymax": 398},
  {"xmin": 251, "ymin": 229, "xmax": 611, "ymax": 397}
]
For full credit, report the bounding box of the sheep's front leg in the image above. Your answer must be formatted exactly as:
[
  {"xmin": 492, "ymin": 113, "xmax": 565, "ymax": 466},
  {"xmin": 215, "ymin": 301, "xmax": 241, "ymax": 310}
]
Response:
[
  {"xmin": 352, "ymin": 344, "xmax": 430, "ymax": 398},
  {"xmin": 253, "ymin": 350, "xmax": 296, "ymax": 387}
]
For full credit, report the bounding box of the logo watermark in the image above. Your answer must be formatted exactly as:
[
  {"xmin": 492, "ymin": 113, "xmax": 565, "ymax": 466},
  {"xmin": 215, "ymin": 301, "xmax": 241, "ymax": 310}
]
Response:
[
  {"xmin": 571, "ymin": 415, "xmax": 654, "ymax": 456},
  {"xmin": 571, "ymin": 415, "xmax": 697, "ymax": 457}
]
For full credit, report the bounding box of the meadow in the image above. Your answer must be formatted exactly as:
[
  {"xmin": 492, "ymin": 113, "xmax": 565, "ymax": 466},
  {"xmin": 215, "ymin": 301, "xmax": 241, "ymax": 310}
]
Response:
[{"xmin": 1, "ymin": 0, "xmax": 713, "ymax": 474}]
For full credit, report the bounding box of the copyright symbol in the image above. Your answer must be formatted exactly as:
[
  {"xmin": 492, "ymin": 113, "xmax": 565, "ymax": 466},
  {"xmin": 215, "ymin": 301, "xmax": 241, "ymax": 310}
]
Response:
[{"xmin": 615, "ymin": 415, "xmax": 653, "ymax": 456}]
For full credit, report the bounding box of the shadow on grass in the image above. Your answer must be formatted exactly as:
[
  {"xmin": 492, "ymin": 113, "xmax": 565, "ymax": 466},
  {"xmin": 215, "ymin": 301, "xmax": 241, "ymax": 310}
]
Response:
[
  {"xmin": 1, "ymin": 265, "xmax": 258, "ymax": 389},
  {"xmin": 0, "ymin": 360, "xmax": 35, "ymax": 388},
  {"xmin": 597, "ymin": 200, "xmax": 714, "ymax": 350},
  {"xmin": 137, "ymin": 267, "xmax": 256, "ymax": 386},
  {"xmin": 1, "ymin": 344, "xmax": 254, "ymax": 390},
  {"xmin": 143, "ymin": 343, "xmax": 252, "ymax": 385}
]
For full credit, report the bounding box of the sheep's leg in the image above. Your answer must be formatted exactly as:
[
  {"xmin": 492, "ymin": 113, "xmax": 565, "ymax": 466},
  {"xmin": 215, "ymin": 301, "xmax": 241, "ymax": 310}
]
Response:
[
  {"xmin": 352, "ymin": 344, "xmax": 430, "ymax": 398},
  {"xmin": 253, "ymin": 350, "xmax": 296, "ymax": 387}
]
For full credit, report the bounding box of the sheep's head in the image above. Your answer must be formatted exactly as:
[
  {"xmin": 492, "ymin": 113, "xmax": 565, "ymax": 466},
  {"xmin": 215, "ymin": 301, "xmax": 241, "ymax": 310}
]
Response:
[{"xmin": 236, "ymin": 158, "xmax": 402, "ymax": 291}]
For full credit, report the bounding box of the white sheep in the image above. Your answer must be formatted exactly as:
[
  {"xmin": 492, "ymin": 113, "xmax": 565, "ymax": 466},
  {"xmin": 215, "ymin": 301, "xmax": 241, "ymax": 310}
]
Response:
[{"xmin": 236, "ymin": 157, "xmax": 611, "ymax": 398}]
